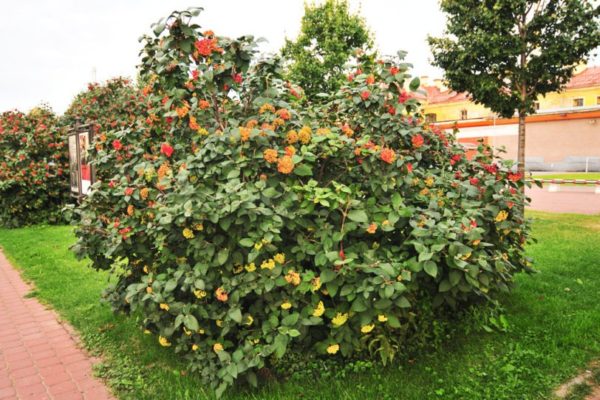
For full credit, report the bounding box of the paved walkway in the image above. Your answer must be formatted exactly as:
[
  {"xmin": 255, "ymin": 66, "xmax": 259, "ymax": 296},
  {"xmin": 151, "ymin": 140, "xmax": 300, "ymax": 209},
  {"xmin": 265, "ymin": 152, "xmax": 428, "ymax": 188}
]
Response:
[
  {"xmin": 0, "ymin": 251, "xmax": 114, "ymax": 400},
  {"xmin": 527, "ymin": 186, "xmax": 600, "ymax": 214}
]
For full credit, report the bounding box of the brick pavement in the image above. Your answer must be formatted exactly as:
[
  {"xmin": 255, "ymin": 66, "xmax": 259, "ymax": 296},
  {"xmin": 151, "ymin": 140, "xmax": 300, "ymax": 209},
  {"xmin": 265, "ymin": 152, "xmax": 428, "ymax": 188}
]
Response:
[{"xmin": 0, "ymin": 250, "xmax": 114, "ymax": 400}]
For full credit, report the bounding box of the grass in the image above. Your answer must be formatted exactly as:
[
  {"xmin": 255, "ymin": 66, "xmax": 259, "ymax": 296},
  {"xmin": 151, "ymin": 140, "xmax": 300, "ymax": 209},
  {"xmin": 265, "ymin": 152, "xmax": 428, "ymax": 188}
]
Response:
[
  {"xmin": 530, "ymin": 172, "xmax": 600, "ymax": 181},
  {"xmin": 0, "ymin": 211, "xmax": 600, "ymax": 399}
]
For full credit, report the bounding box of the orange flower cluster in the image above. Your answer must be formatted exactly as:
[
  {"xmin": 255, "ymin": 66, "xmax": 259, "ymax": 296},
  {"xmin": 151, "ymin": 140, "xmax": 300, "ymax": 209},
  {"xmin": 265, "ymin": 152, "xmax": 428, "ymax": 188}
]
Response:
[
  {"xmin": 215, "ymin": 287, "xmax": 228, "ymax": 302},
  {"xmin": 277, "ymin": 155, "xmax": 294, "ymax": 174},
  {"xmin": 239, "ymin": 127, "xmax": 251, "ymax": 142},
  {"xmin": 380, "ymin": 148, "xmax": 396, "ymax": 164},
  {"xmin": 263, "ymin": 149, "xmax": 278, "ymax": 163},
  {"xmin": 189, "ymin": 116, "xmax": 199, "ymax": 130},
  {"xmin": 276, "ymin": 108, "xmax": 291, "ymax": 120}
]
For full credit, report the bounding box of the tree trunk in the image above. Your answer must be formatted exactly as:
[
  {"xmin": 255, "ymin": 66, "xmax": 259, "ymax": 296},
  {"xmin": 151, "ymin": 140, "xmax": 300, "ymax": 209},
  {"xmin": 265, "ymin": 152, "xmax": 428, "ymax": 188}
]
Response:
[
  {"xmin": 517, "ymin": 111, "xmax": 526, "ymax": 218},
  {"xmin": 517, "ymin": 112, "xmax": 526, "ymax": 182}
]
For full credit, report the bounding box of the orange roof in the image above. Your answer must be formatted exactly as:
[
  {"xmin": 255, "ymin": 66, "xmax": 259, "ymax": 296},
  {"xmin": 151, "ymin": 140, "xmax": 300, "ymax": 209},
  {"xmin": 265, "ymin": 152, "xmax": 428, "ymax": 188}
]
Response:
[
  {"xmin": 423, "ymin": 66, "xmax": 600, "ymax": 105},
  {"xmin": 566, "ymin": 66, "xmax": 600, "ymax": 89}
]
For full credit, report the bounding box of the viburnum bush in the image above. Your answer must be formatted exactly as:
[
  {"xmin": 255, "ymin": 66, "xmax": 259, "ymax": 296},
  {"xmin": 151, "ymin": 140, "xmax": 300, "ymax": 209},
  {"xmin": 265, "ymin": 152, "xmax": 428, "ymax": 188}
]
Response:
[
  {"xmin": 73, "ymin": 8, "xmax": 532, "ymax": 396},
  {"xmin": 0, "ymin": 106, "xmax": 69, "ymax": 227}
]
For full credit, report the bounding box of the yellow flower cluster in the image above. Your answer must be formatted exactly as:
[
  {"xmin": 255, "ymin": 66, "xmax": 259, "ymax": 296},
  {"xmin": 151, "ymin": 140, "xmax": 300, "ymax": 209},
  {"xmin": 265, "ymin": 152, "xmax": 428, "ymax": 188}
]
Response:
[
  {"xmin": 287, "ymin": 130, "xmax": 298, "ymax": 144},
  {"xmin": 259, "ymin": 103, "xmax": 275, "ymax": 114},
  {"xmin": 281, "ymin": 301, "xmax": 292, "ymax": 310},
  {"xmin": 425, "ymin": 176, "xmax": 434, "ymax": 187},
  {"xmin": 261, "ymin": 258, "xmax": 275, "ymax": 270},
  {"xmin": 182, "ymin": 228, "xmax": 195, "ymax": 239},
  {"xmin": 311, "ymin": 277, "xmax": 322, "ymax": 292},
  {"xmin": 378, "ymin": 314, "xmax": 388, "ymax": 322},
  {"xmin": 244, "ymin": 262, "xmax": 256, "ymax": 272},
  {"xmin": 298, "ymin": 126, "xmax": 312, "ymax": 144},
  {"xmin": 159, "ymin": 336, "xmax": 171, "ymax": 347},
  {"xmin": 312, "ymin": 301, "xmax": 325, "ymax": 317},
  {"xmin": 213, "ymin": 343, "xmax": 224, "ymax": 353},
  {"xmin": 316, "ymin": 127, "xmax": 331, "ymax": 135},
  {"xmin": 194, "ymin": 289, "xmax": 207, "ymax": 299},
  {"xmin": 327, "ymin": 344, "xmax": 339, "ymax": 354},
  {"xmin": 361, "ymin": 324, "xmax": 375, "ymax": 333},
  {"xmin": 495, "ymin": 210, "xmax": 508, "ymax": 222},
  {"xmin": 140, "ymin": 187, "xmax": 149, "ymax": 200},
  {"xmin": 332, "ymin": 312, "xmax": 348, "ymax": 327}
]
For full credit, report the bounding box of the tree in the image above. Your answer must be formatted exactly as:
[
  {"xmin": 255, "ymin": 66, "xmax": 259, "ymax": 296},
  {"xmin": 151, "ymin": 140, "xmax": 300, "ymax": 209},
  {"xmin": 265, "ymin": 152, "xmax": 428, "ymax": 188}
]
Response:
[
  {"xmin": 281, "ymin": 0, "xmax": 375, "ymax": 102},
  {"xmin": 429, "ymin": 0, "xmax": 600, "ymax": 184}
]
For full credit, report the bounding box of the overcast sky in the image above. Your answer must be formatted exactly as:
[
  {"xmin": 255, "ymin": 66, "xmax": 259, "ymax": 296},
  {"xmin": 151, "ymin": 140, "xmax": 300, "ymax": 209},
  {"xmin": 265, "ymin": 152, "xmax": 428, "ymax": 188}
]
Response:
[
  {"xmin": 0, "ymin": 0, "xmax": 449, "ymax": 114},
  {"xmin": 0, "ymin": 1, "xmax": 597, "ymax": 115}
]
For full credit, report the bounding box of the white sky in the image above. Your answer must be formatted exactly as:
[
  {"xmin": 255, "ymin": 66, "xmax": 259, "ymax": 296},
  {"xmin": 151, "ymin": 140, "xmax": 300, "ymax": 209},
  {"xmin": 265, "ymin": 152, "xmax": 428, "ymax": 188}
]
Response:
[
  {"xmin": 1, "ymin": 1, "xmax": 597, "ymax": 115},
  {"xmin": 0, "ymin": 0, "xmax": 447, "ymax": 114}
]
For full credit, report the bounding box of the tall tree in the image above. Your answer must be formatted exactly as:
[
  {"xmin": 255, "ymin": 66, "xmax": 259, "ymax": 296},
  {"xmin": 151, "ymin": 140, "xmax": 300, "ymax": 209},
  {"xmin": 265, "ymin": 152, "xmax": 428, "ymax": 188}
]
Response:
[
  {"xmin": 429, "ymin": 0, "xmax": 599, "ymax": 183},
  {"xmin": 281, "ymin": 0, "xmax": 375, "ymax": 102}
]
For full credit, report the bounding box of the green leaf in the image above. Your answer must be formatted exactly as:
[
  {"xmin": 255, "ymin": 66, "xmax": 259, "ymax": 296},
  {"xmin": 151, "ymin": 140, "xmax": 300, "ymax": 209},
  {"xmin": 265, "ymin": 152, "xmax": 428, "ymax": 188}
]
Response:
[
  {"xmin": 347, "ymin": 209, "xmax": 368, "ymax": 223},
  {"xmin": 164, "ymin": 279, "xmax": 177, "ymax": 292},
  {"xmin": 273, "ymin": 334, "xmax": 289, "ymax": 358},
  {"xmin": 216, "ymin": 248, "xmax": 229, "ymax": 265},
  {"xmin": 424, "ymin": 261, "xmax": 438, "ymax": 278},
  {"xmin": 239, "ymin": 238, "xmax": 254, "ymax": 247},
  {"xmin": 391, "ymin": 192, "xmax": 402, "ymax": 210},
  {"xmin": 409, "ymin": 77, "xmax": 420, "ymax": 91},
  {"xmin": 183, "ymin": 314, "xmax": 199, "ymax": 331},
  {"xmin": 294, "ymin": 164, "xmax": 312, "ymax": 176},
  {"xmin": 282, "ymin": 313, "xmax": 300, "ymax": 326},
  {"xmin": 228, "ymin": 308, "xmax": 242, "ymax": 323},
  {"xmin": 320, "ymin": 269, "xmax": 337, "ymax": 283}
]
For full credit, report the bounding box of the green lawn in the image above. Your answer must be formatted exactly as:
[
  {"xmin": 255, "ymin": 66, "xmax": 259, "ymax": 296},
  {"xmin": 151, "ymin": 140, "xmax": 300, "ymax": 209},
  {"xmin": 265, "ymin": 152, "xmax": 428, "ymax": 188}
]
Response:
[
  {"xmin": 531, "ymin": 172, "xmax": 600, "ymax": 181},
  {"xmin": 1, "ymin": 212, "xmax": 599, "ymax": 399}
]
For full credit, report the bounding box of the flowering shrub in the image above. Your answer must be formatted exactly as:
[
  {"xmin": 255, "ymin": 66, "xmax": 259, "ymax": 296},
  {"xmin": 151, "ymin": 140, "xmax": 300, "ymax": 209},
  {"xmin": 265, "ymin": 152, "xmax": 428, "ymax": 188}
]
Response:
[
  {"xmin": 0, "ymin": 106, "xmax": 69, "ymax": 227},
  {"xmin": 73, "ymin": 8, "xmax": 532, "ymax": 397},
  {"xmin": 62, "ymin": 77, "xmax": 148, "ymax": 180}
]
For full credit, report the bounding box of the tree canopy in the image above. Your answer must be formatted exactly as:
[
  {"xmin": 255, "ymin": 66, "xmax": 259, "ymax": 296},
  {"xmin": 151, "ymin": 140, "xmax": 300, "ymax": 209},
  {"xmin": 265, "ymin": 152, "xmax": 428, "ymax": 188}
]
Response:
[
  {"xmin": 429, "ymin": 0, "xmax": 600, "ymax": 177},
  {"xmin": 281, "ymin": 0, "xmax": 375, "ymax": 102}
]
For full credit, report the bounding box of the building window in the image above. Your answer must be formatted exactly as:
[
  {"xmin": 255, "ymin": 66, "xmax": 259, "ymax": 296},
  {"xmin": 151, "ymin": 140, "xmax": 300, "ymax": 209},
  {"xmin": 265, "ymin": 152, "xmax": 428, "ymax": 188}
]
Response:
[
  {"xmin": 572, "ymin": 98, "xmax": 584, "ymax": 107},
  {"xmin": 425, "ymin": 113, "xmax": 437, "ymax": 123},
  {"xmin": 533, "ymin": 101, "xmax": 540, "ymax": 111},
  {"xmin": 460, "ymin": 109, "xmax": 468, "ymax": 120}
]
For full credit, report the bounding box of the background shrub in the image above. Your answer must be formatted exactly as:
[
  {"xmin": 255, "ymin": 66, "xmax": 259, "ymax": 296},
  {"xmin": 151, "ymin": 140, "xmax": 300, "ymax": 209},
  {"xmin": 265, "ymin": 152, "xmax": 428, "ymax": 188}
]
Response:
[
  {"xmin": 0, "ymin": 106, "xmax": 69, "ymax": 227},
  {"xmin": 73, "ymin": 8, "xmax": 532, "ymax": 397}
]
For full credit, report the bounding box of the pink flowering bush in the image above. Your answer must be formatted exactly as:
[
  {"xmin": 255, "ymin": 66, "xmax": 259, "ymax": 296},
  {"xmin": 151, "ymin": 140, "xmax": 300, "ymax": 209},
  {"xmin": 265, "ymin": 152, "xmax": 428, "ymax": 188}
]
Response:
[{"xmin": 0, "ymin": 106, "xmax": 69, "ymax": 227}]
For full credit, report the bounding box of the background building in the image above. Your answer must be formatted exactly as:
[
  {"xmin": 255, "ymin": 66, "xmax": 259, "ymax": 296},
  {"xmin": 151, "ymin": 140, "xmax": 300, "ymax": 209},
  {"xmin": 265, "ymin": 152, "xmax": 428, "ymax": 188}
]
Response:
[{"xmin": 422, "ymin": 66, "xmax": 600, "ymax": 171}]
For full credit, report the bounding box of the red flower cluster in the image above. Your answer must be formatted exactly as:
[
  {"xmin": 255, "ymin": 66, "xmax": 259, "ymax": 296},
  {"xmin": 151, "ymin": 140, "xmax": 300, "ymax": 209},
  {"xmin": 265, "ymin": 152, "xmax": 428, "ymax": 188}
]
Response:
[
  {"xmin": 195, "ymin": 38, "xmax": 222, "ymax": 57},
  {"xmin": 398, "ymin": 90, "xmax": 410, "ymax": 104},
  {"xmin": 112, "ymin": 139, "xmax": 123, "ymax": 151},
  {"xmin": 161, "ymin": 143, "xmax": 174, "ymax": 158},
  {"xmin": 411, "ymin": 134, "xmax": 424, "ymax": 148},
  {"xmin": 361, "ymin": 91, "xmax": 370, "ymax": 101}
]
